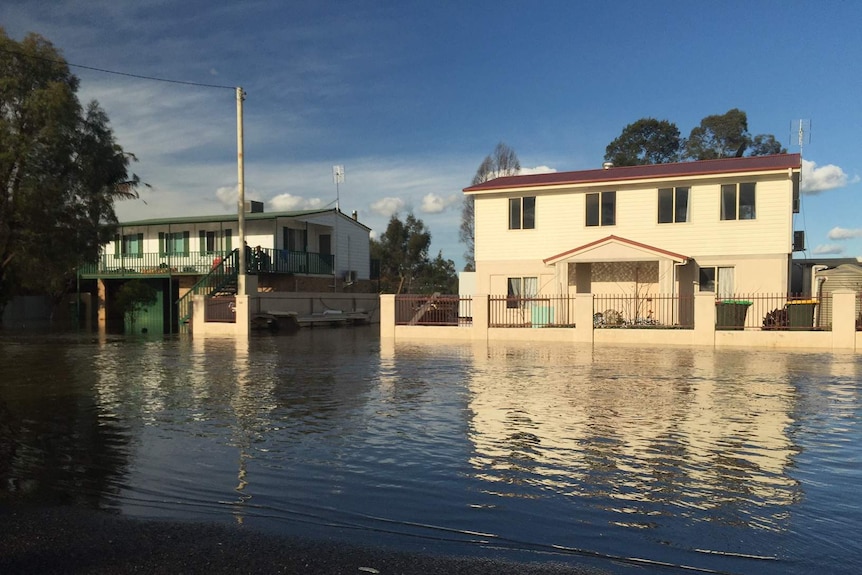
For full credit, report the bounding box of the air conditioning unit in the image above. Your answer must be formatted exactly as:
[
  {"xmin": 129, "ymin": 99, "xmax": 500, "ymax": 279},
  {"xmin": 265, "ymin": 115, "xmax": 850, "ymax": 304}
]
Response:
[
  {"xmin": 793, "ymin": 230, "xmax": 805, "ymax": 252},
  {"xmin": 344, "ymin": 270, "xmax": 357, "ymax": 283}
]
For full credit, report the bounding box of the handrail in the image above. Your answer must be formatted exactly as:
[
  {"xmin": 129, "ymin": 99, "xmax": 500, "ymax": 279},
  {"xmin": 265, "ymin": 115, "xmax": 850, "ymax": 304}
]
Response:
[{"xmin": 176, "ymin": 250, "xmax": 240, "ymax": 329}]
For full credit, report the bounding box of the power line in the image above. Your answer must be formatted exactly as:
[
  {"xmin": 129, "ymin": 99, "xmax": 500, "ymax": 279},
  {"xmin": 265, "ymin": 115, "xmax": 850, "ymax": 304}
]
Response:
[{"xmin": 0, "ymin": 46, "xmax": 236, "ymax": 90}]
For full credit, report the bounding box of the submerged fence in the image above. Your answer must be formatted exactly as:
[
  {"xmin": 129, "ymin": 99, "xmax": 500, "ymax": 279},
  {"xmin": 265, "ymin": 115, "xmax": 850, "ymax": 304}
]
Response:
[
  {"xmin": 714, "ymin": 293, "xmax": 833, "ymax": 331},
  {"xmin": 394, "ymin": 292, "xmax": 844, "ymax": 332},
  {"xmin": 394, "ymin": 294, "xmax": 472, "ymax": 326}
]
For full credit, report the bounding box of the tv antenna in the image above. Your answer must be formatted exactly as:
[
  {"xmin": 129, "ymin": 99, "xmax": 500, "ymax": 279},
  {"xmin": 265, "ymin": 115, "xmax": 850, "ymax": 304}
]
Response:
[
  {"xmin": 792, "ymin": 119, "xmax": 811, "ymax": 157},
  {"xmin": 332, "ymin": 165, "xmax": 344, "ymax": 211}
]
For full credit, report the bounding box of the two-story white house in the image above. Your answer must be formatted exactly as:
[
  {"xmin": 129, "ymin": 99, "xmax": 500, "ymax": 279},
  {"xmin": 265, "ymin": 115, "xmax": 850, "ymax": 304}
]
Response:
[
  {"xmin": 80, "ymin": 204, "xmax": 373, "ymax": 333},
  {"xmin": 463, "ymin": 154, "xmax": 802, "ymax": 307}
]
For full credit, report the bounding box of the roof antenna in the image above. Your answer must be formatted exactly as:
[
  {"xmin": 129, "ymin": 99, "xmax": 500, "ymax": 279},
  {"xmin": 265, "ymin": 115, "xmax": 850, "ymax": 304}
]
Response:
[{"xmin": 793, "ymin": 119, "xmax": 811, "ymax": 157}]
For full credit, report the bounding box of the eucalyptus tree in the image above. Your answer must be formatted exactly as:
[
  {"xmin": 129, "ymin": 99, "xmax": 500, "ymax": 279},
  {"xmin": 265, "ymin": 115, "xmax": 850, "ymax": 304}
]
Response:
[
  {"xmin": 0, "ymin": 30, "xmax": 140, "ymax": 318},
  {"xmin": 604, "ymin": 118, "xmax": 682, "ymax": 166},
  {"xmin": 460, "ymin": 142, "xmax": 520, "ymax": 271},
  {"xmin": 683, "ymin": 108, "xmax": 787, "ymax": 160},
  {"xmin": 372, "ymin": 212, "xmax": 432, "ymax": 294}
]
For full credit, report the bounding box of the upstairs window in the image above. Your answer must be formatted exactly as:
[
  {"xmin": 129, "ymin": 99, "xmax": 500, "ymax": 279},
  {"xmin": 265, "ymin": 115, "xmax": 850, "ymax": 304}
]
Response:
[
  {"xmin": 115, "ymin": 233, "xmax": 143, "ymax": 258},
  {"xmin": 199, "ymin": 231, "xmax": 216, "ymax": 254},
  {"xmin": 721, "ymin": 182, "xmax": 756, "ymax": 220},
  {"xmin": 586, "ymin": 191, "xmax": 615, "ymax": 226},
  {"xmin": 284, "ymin": 227, "xmax": 308, "ymax": 252},
  {"xmin": 159, "ymin": 231, "xmax": 190, "ymax": 256},
  {"xmin": 508, "ymin": 196, "xmax": 536, "ymax": 229},
  {"xmin": 658, "ymin": 187, "xmax": 690, "ymax": 223}
]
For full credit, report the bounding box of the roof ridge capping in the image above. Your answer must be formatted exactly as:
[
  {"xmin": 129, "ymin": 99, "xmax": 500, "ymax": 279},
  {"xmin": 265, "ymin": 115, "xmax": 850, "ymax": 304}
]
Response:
[{"xmin": 463, "ymin": 153, "xmax": 801, "ymax": 193}]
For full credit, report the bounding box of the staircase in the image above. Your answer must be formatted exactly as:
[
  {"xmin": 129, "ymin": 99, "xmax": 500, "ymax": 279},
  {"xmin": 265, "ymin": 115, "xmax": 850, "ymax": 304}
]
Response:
[{"xmin": 176, "ymin": 250, "xmax": 240, "ymax": 332}]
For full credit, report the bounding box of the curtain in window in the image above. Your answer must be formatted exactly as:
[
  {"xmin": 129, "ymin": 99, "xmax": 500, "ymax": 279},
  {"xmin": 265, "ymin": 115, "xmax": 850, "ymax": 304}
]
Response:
[
  {"xmin": 717, "ymin": 267, "xmax": 734, "ymax": 298},
  {"xmin": 675, "ymin": 187, "xmax": 690, "ymax": 222},
  {"xmin": 523, "ymin": 277, "xmax": 538, "ymax": 298}
]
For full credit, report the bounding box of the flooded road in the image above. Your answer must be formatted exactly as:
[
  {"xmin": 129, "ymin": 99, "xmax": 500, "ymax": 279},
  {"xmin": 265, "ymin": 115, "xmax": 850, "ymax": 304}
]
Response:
[{"xmin": 1, "ymin": 328, "xmax": 860, "ymax": 574}]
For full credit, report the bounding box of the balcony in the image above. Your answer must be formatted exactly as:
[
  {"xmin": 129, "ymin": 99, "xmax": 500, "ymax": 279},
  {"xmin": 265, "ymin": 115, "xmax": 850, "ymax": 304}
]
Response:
[{"xmin": 79, "ymin": 248, "xmax": 335, "ymax": 278}]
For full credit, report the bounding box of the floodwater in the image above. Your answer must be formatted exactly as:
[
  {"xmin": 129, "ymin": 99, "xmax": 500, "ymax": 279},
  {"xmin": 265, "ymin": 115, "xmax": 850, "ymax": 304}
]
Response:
[{"xmin": 0, "ymin": 327, "xmax": 860, "ymax": 574}]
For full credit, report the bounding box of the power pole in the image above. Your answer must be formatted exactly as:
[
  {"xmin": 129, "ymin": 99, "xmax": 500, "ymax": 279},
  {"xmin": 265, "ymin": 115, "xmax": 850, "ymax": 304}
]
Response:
[{"xmin": 237, "ymin": 87, "xmax": 247, "ymax": 293}]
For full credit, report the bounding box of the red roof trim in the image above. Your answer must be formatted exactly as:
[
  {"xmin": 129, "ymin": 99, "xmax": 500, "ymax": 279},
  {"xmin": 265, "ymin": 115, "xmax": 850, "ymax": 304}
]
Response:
[
  {"xmin": 464, "ymin": 153, "xmax": 801, "ymax": 193},
  {"xmin": 543, "ymin": 235, "xmax": 689, "ymax": 265}
]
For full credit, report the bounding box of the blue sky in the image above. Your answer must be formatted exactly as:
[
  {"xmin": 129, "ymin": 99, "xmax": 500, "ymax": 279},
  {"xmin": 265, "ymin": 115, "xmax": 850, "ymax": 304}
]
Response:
[{"xmin": 3, "ymin": 1, "xmax": 861, "ymax": 269}]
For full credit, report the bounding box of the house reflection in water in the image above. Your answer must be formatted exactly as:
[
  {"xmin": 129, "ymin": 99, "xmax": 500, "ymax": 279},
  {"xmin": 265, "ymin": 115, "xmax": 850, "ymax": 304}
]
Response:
[{"xmin": 466, "ymin": 344, "xmax": 800, "ymax": 529}]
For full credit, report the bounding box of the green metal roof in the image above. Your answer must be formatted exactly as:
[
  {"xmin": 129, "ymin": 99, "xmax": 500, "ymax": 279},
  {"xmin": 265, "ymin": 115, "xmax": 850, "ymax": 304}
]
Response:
[{"xmin": 118, "ymin": 208, "xmax": 371, "ymax": 231}]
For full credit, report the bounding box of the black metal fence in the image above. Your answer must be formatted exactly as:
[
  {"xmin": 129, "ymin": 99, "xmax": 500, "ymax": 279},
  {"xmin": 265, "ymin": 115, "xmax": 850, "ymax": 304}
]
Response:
[
  {"xmin": 489, "ymin": 294, "xmax": 577, "ymax": 328},
  {"xmin": 394, "ymin": 293, "xmax": 841, "ymax": 332},
  {"xmin": 395, "ymin": 295, "xmax": 471, "ymax": 326},
  {"xmin": 715, "ymin": 293, "xmax": 831, "ymax": 331},
  {"xmin": 593, "ymin": 293, "xmax": 694, "ymax": 329}
]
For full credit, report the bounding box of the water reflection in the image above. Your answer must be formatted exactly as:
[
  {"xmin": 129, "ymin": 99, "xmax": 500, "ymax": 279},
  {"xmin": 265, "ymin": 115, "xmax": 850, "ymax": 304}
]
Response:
[
  {"xmin": 1, "ymin": 332, "xmax": 861, "ymax": 574},
  {"xmin": 467, "ymin": 344, "xmax": 800, "ymax": 532}
]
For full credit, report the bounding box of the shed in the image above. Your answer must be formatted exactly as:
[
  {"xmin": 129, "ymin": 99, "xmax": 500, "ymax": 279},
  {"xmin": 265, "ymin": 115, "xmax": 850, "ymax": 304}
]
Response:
[{"xmin": 814, "ymin": 264, "xmax": 862, "ymax": 328}]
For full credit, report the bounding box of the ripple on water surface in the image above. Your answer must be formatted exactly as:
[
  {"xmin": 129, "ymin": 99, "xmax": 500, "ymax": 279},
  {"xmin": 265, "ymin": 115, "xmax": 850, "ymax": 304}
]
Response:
[{"xmin": 1, "ymin": 332, "xmax": 861, "ymax": 574}]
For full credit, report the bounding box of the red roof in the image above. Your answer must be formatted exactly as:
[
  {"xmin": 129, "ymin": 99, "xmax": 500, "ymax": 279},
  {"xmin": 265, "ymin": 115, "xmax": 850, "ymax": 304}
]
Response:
[{"xmin": 464, "ymin": 153, "xmax": 801, "ymax": 193}]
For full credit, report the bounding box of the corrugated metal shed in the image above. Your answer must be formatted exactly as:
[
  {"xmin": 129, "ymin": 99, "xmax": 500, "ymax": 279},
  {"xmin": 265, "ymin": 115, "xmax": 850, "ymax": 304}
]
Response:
[{"xmin": 814, "ymin": 264, "xmax": 862, "ymax": 327}]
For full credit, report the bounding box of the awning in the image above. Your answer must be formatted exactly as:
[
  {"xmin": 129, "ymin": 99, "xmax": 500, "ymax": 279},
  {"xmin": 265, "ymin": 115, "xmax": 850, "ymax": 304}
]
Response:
[{"xmin": 543, "ymin": 235, "xmax": 689, "ymax": 266}]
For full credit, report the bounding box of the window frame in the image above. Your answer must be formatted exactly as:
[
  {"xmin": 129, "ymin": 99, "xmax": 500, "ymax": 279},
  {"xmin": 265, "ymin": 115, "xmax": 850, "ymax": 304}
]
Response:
[
  {"xmin": 699, "ymin": 266, "xmax": 735, "ymax": 298},
  {"xmin": 586, "ymin": 191, "xmax": 616, "ymax": 227},
  {"xmin": 720, "ymin": 182, "xmax": 756, "ymax": 221},
  {"xmin": 506, "ymin": 276, "xmax": 538, "ymax": 309},
  {"xmin": 199, "ymin": 230, "xmax": 217, "ymax": 255},
  {"xmin": 159, "ymin": 231, "xmax": 190, "ymax": 257},
  {"xmin": 115, "ymin": 233, "xmax": 144, "ymax": 258},
  {"xmin": 508, "ymin": 196, "xmax": 536, "ymax": 230},
  {"xmin": 658, "ymin": 186, "xmax": 690, "ymax": 224}
]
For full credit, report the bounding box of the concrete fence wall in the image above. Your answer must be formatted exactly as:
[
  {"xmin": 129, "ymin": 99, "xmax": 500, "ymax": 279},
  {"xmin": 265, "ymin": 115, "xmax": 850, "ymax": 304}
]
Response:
[
  {"xmin": 193, "ymin": 289, "xmax": 380, "ymax": 337},
  {"xmin": 381, "ymin": 290, "xmax": 860, "ymax": 352}
]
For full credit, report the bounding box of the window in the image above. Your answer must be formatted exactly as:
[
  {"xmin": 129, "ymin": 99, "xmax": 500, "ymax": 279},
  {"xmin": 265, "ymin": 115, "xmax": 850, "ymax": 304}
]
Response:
[
  {"xmin": 224, "ymin": 229, "xmax": 232, "ymax": 252},
  {"xmin": 508, "ymin": 196, "xmax": 536, "ymax": 229},
  {"xmin": 319, "ymin": 234, "xmax": 331, "ymax": 255},
  {"xmin": 586, "ymin": 191, "xmax": 615, "ymax": 226},
  {"xmin": 658, "ymin": 187, "xmax": 690, "ymax": 223},
  {"xmin": 721, "ymin": 182, "xmax": 756, "ymax": 220},
  {"xmin": 506, "ymin": 276, "xmax": 538, "ymax": 308},
  {"xmin": 699, "ymin": 266, "xmax": 735, "ymax": 298},
  {"xmin": 199, "ymin": 231, "xmax": 216, "ymax": 254},
  {"xmin": 159, "ymin": 231, "xmax": 190, "ymax": 256},
  {"xmin": 283, "ymin": 227, "xmax": 307, "ymax": 252},
  {"xmin": 115, "ymin": 233, "xmax": 143, "ymax": 258}
]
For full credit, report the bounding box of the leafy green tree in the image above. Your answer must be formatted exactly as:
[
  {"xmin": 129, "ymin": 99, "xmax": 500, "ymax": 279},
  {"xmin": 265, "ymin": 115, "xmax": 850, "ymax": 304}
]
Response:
[
  {"xmin": 749, "ymin": 133, "xmax": 785, "ymax": 156},
  {"xmin": 114, "ymin": 279, "xmax": 157, "ymax": 328},
  {"xmin": 418, "ymin": 251, "xmax": 458, "ymax": 294},
  {"xmin": 371, "ymin": 212, "xmax": 457, "ymax": 294},
  {"xmin": 683, "ymin": 108, "xmax": 786, "ymax": 160},
  {"xmin": 604, "ymin": 118, "xmax": 681, "ymax": 166},
  {"xmin": 0, "ymin": 30, "xmax": 139, "ymax": 319},
  {"xmin": 460, "ymin": 142, "xmax": 520, "ymax": 271}
]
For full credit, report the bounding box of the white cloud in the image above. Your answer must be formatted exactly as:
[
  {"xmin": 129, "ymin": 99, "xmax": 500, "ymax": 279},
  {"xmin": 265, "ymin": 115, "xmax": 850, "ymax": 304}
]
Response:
[
  {"xmin": 812, "ymin": 244, "xmax": 845, "ymax": 255},
  {"xmin": 269, "ymin": 193, "xmax": 326, "ymax": 211},
  {"xmin": 420, "ymin": 193, "xmax": 460, "ymax": 214},
  {"xmin": 801, "ymin": 159, "xmax": 859, "ymax": 194},
  {"xmin": 215, "ymin": 185, "xmax": 264, "ymax": 210},
  {"xmin": 520, "ymin": 165, "xmax": 558, "ymax": 175},
  {"xmin": 370, "ymin": 197, "xmax": 406, "ymax": 217},
  {"xmin": 828, "ymin": 226, "xmax": 862, "ymax": 240}
]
